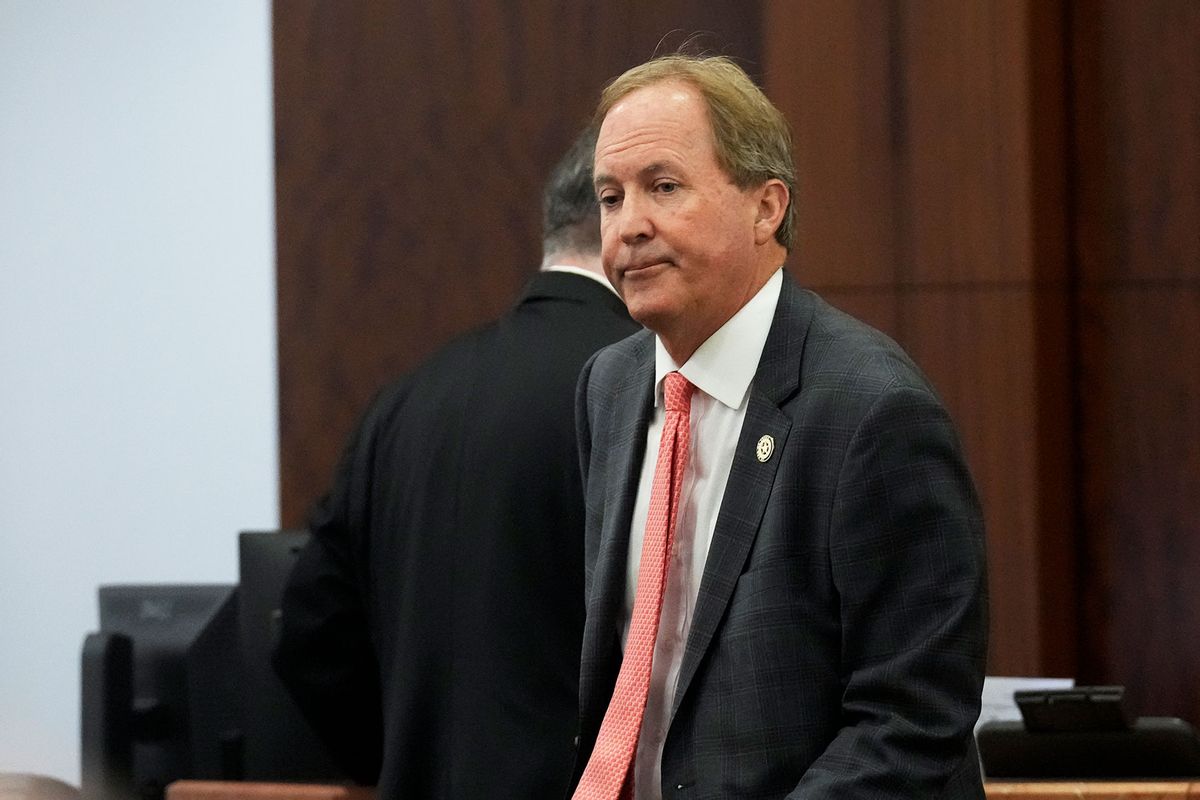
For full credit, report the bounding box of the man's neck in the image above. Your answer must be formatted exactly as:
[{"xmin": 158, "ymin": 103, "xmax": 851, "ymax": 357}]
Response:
[{"xmin": 657, "ymin": 265, "xmax": 782, "ymax": 365}]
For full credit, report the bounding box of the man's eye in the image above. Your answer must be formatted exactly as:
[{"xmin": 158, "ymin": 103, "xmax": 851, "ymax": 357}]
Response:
[
  {"xmin": 656, "ymin": 181, "xmax": 678, "ymax": 193},
  {"xmin": 599, "ymin": 193, "xmax": 621, "ymax": 207}
]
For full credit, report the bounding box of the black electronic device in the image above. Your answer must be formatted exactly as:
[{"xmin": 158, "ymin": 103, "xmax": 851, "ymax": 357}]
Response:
[
  {"xmin": 1014, "ymin": 684, "xmax": 1131, "ymax": 732},
  {"xmin": 978, "ymin": 685, "xmax": 1200, "ymax": 779},
  {"xmin": 80, "ymin": 631, "xmax": 134, "ymax": 799},
  {"xmin": 80, "ymin": 584, "xmax": 244, "ymax": 800},
  {"xmin": 236, "ymin": 530, "xmax": 344, "ymax": 781}
]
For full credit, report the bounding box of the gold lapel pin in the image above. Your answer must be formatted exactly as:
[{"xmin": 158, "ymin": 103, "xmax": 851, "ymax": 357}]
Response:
[{"xmin": 755, "ymin": 434, "xmax": 775, "ymax": 463}]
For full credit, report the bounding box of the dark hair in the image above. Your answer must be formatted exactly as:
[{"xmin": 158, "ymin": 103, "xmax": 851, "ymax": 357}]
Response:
[
  {"xmin": 595, "ymin": 54, "xmax": 796, "ymax": 250},
  {"xmin": 541, "ymin": 126, "xmax": 601, "ymax": 257}
]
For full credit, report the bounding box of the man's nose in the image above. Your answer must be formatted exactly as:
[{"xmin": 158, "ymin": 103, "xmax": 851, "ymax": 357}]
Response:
[{"xmin": 616, "ymin": 194, "xmax": 653, "ymax": 244}]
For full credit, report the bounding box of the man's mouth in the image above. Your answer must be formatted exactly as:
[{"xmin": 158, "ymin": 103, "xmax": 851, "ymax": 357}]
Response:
[{"xmin": 622, "ymin": 259, "xmax": 671, "ymax": 277}]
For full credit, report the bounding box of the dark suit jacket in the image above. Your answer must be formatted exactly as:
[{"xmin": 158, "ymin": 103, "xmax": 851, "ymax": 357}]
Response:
[
  {"xmin": 273, "ymin": 272, "xmax": 639, "ymax": 800},
  {"xmin": 573, "ymin": 273, "xmax": 988, "ymax": 798}
]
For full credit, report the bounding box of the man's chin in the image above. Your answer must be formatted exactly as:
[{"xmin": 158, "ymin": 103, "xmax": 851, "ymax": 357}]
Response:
[{"xmin": 623, "ymin": 295, "xmax": 674, "ymax": 335}]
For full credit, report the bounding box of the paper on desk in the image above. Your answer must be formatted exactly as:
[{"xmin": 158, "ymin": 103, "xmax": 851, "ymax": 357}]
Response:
[{"xmin": 976, "ymin": 675, "xmax": 1075, "ymax": 733}]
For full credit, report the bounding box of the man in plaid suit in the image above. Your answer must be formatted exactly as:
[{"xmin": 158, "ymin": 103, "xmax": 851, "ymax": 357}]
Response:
[{"xmin": 570, "ymin": 54, "xmax": 988, "ymax": 799}]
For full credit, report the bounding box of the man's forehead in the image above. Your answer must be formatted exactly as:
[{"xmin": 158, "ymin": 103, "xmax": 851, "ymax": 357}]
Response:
[
  {"xmin": 607, "ymin": 79, "xmax": 697, "ymax": 116},
  {"xmin": 598, "ymin": 81, "xmax": 702, "ymax": 139},
  {"xmin": 594, "ymin": 83, "xmax": 713, "ymax": 173}
]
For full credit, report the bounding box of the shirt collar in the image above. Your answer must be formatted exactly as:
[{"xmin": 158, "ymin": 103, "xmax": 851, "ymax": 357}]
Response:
[
  {"xmin": 653, "ymin": 268, "xmax": 784, "ymax": 410},
  {"xmin": 539, "ymin": 264, "xmax": 619, "ymax": 296}
]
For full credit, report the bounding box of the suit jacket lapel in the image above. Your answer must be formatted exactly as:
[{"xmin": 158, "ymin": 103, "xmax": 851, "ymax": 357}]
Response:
[
  {"xmin": 670, "ymin": 276, "xmax": 814, "ymax": 719},
  {"xmin": 581, "ymin": 334, "xmax": 655, "ymax": 720},
  {"xmin": 592, "ymin": 344, "xmax": 654, "ymax": 628}
]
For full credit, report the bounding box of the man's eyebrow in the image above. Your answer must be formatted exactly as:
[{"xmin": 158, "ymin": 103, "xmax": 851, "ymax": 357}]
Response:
[{"xmin": 593, "ymin": 162, "xmax": 676, "ymax": 191}]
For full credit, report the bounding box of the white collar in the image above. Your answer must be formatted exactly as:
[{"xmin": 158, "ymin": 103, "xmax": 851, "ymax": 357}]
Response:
[
  {"xmin": 653, "ymin": 268, "xmax": 783, "ymax": 410},
  {"xmin": 539, "ymin": 264, "xmax": 619, "ymax": 296}
]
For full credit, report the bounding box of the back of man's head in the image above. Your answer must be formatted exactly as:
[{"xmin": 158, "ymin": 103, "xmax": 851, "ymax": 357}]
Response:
[{"xmin": 541, "ymin": 127, "xmax": 601, "ymax": 265}]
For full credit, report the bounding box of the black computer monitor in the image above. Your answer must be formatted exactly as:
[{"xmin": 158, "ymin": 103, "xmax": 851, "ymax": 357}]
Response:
[
  {"xmin": 81, "ymin": 584, "xmax": 244, "ymax": 800},
  {"xmin": 236, "ymin": 530, "xmax": 343, "ymax": 781}
]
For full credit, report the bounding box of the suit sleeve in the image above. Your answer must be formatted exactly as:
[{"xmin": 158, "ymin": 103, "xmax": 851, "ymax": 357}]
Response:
[
  {"xmin": 792, "ymin": 384, "xmax": 988, "ymax": 798},
  {"xmin": 271, "ymin": 406, "xmax": 385, "ymax": 786}
]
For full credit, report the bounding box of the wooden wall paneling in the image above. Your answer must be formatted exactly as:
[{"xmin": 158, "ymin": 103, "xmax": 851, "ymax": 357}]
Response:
[
  {"xmin": 900, "ymin": 1, "xmax": 1041, "ymax": 286},
  {"xmin": 1070, "ymin": 1, "xmax": 1200, "ymax": 721},
  {"xmin": 902, "ymin": 0, "xmax": 1075, "ymax": 674},
  {"xmin": 1076, "ymin": 287, "xmax": 1200, "ymax": 717},
  {"xmin": 764, "ymin": 0, "xmax": 903, "ymax": 288},
  {"xmin": 901, "ymin": 287, "xmax": 1075, "ymax": 675},
  {"xmin": 898, "ymin": 0, "xmax": 1075, "ymax": 676},
  {"xmin": 274, "ymin": 2, "xmax": 765, "ymax": 526},
  {"xmin": 1026, "ymin": 280, "xmax": 1078, "ymax": 678},
  {"xmin": 766, "ymin": 1, "xmax": 1074, "ymax": 674},
  {"xmin": 1071, "ymin": 2, "xmax": 1200, "ymax": 284}
]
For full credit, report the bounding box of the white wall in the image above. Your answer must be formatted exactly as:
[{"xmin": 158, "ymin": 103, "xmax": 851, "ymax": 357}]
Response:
[{"xmin": 0, "ymin": 1, "xmax": 278, "ymax": 784}]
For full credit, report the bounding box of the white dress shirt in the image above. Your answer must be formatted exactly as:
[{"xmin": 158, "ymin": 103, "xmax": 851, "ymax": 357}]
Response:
[{"xmin": 623, "ymin": 268, "xmax": 783, "ymax": 799}]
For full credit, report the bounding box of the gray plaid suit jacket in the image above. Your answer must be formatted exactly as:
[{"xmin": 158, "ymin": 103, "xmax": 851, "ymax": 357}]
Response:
[{"xmin": 572, "ymin": 274, "xmax": 988, "ymax": 798}]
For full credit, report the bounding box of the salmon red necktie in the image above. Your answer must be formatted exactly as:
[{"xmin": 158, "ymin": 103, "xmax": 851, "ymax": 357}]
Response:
[{"xmin": 574, "ymin": 371, "xmax": 695, "ymax": 800}]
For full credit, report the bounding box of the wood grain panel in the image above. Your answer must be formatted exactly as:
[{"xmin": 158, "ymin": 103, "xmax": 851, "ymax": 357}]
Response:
[
  {"xmin": 901, "ymin": 287, "xmax": 1075, "ymax": 676},
  {"xmin": 167, "ymin": 782, "xmax": 373, "ymax": 800},
  {"xmin": 764, "ymin": 0, "xmax": 898, "ymax": 287},
  {"xmin": 275, "ymin": 2, "xmax": 763, "ymax": 525},
  {"xmin": 1076, "ymin": 286, "xmax": 1200, "ymax": 720},
  {"xmin": 1070, "ymin": 1, "xmax": 1200, "ymax": 726},
  {"xmin": 766, "ymin": 1, "xmax": 1066, "ymax": 290},
  {"xmin": 900, "ymin": 1, "xmax": 1041, "ymax": 286},
  {"xmin": 1072, "ymin": 2, "xmax": 1200, "ymax": 284}
]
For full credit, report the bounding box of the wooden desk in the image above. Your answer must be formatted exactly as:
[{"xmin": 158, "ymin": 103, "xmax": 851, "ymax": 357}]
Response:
[
  {"xmin": 166, "ymin": 782, "xmax": 374, "ymax": 800},
  {"xmin": 985, "ymin": 783, "xmax": 1199, "ymax": 799}
]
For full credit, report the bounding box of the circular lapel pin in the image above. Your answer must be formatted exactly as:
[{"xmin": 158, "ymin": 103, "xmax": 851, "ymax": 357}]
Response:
[{"xmin": 755, "ymin": 434, "xmax": 775, "ymax": 463}]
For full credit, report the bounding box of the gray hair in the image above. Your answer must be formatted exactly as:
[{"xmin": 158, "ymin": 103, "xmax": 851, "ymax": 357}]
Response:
[{"xmin": 541, "ymin": 127, "xmax": 601, "ymax": 258}]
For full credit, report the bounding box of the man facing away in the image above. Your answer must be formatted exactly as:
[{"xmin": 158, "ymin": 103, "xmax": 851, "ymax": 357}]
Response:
[
  {"xmin": 570, "ymin": 55, "xmax": 988, "ymax": 799},
  {"xmin": 272, "ymin": 128, "xmax": 640, "ymax": 800}
]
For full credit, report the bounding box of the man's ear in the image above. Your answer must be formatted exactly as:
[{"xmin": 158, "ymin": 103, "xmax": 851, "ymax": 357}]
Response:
[{"xmin": 752, "ymin": 179, "xmax": 789, "ymax": 245}]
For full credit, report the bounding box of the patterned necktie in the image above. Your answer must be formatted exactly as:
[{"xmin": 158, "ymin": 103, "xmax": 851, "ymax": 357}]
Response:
[{"xmin": 574, "ymin": 371, "xmax": 695, "ymax": 800}]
